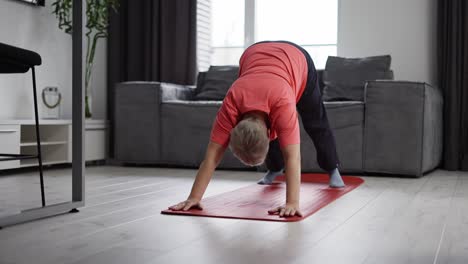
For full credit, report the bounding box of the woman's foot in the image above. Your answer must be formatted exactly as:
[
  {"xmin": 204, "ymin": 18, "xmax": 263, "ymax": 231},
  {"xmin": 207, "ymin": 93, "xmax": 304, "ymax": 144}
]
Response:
[
  {"xmin": 329, "ymin": 168, "xmax": 345, "ymax": 188},
  {"xmin": 257, "ymin": 169, "xmax": 284, "ymax": 185}
]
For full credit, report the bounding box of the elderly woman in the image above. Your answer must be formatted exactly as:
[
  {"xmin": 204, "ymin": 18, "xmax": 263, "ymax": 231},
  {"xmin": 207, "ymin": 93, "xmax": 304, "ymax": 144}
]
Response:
[{"xmin": 169, "ymin": 41, "xmax": 344, "ymax": 218}]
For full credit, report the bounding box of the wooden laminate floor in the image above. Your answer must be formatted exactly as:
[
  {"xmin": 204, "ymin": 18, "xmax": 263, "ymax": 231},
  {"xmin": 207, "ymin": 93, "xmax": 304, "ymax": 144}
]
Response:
[{"xmin": 0, "ymin": 166, "xmax": 467, "ymax": 264}]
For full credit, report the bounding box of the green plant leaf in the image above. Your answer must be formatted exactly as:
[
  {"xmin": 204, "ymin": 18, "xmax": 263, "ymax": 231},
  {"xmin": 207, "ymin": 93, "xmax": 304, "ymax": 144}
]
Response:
[{"xmin": 53, "ymin": 0, "xmax": 119, "ymax": 103}]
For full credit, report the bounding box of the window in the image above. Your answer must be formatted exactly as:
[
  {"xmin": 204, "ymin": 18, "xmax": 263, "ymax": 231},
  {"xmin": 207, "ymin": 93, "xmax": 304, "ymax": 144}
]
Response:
[
  {"xmin": 197, "ymin": 0, "xmax": 212, "ymax": 71},
  {"xmin": 210, "ymin": 0, "xmax": 245, "ymax": 66},
  {"xmin": 255, "ymin": 0, "xmax": 337, "ymax": 68},
  {"xmin": 202, "ymin": 0, "xmax": 338, "ymax": 69}
]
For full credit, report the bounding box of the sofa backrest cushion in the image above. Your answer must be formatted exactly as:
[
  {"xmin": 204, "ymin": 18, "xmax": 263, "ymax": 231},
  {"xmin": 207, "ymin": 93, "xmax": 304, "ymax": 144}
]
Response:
[
  {"xmin": 322, "ymin": 55, "xmax": 393, "ymax": 101},
  {"xmin": 194, "ymin": 65, "xmax": 239, "ymax": 100}
]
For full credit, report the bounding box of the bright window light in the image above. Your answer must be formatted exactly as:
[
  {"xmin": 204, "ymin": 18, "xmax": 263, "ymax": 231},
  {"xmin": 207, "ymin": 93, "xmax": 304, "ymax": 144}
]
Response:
[{"xmin": 208, "ymin": 0, "xmax": 338, "ymax": 68}]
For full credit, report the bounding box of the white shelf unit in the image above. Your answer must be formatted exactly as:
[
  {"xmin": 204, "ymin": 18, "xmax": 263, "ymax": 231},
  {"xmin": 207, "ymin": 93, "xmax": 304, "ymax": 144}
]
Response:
[
  {"xmin": 20, "ymin": 141, "xmax": 68, "ymax": 147},
  {"xmin": 19, "ymin": 122, "xmax": 71, "ymax": 168},
  {"xmin": 0, "ymin": 120, "xmax": 108, "ymax": 170}
]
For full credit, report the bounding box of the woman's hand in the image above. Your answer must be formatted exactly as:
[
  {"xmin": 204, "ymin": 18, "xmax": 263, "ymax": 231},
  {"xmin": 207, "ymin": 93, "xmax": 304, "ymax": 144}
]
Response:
[
  {"xmin": 268, "ymin": 203, "xmax": 303, "ymax": 217},
  {"xmin": 169, "ymin": 199, "xmax": 203, "ymax": 211},
  {"xmin": 169, "ymin": 141, "xmax": 225, "ymax": 212}
]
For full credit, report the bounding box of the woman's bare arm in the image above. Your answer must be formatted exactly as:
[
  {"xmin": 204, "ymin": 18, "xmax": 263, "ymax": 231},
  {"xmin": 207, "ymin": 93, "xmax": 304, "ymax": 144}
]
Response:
[
  {"xmin": 169, "ymin": 141, "xmax": 225, "ymax": 211},
  {"xmin": 268, "ymin": 143, "xmax": 303, "ymax": 217}
]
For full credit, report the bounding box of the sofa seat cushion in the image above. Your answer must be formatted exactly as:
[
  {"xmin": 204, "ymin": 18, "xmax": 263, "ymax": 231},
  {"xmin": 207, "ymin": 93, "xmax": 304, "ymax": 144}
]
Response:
[
  {"xmin": 160, "ymin": 101, "xmax": 245, "ymax": 168},
  {"xmin": 163, "ymin": 100, "xmax": 364, "ymax": 129},
  {"xmin": 161, "ymin": 100, "xmax": 364, "ymax": 171},
  {"xmin": 300, "ymin": 101, "xmax": 364, "ymax": 172},
  {"xmin": 323, "ymin": 101, "xmax": 364, "ymax": 129}
]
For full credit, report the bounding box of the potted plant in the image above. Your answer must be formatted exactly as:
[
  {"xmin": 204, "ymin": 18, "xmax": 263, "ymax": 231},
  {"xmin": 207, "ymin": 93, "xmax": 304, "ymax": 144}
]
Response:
[{"xmin": 52, "ymin": 0, "xmax": 118, "ymax": 118}]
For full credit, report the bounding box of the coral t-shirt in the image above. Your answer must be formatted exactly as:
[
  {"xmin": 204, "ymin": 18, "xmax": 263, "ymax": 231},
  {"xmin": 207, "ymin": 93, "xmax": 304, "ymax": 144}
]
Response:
[{"xmin": 210, "ymin": 42, "xmax": 308, "ymax": 148}]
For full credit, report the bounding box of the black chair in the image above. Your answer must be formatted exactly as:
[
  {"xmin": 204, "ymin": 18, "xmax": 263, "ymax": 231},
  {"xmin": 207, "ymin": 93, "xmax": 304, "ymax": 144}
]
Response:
[{"xmin": 0, "ymin": 42, "xmax": 45, "ymax": 207}]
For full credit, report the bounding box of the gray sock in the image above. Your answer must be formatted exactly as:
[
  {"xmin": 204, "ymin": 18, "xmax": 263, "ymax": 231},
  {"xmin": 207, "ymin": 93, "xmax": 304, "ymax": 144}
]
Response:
[
  {"xmin": 257, "ymin": 169, "xmax": 284, "ymax": 185},
  {"xmin": 329, "ymin": 168, "xmax": 345, "ymax": 188}
]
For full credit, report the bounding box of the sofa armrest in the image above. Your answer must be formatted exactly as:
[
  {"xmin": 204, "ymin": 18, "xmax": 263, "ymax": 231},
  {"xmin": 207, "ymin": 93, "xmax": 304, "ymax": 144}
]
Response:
[
  {"xmin": 160, "ymin": 82, "xmax": 196, "ymax": 101},
  {"xmin": 363, "ymin": 81, "xmax": 443, "ymax": 176},
  {"xmin": 114, "ymin": 81, "xmax": 164, "ymax": 163}
]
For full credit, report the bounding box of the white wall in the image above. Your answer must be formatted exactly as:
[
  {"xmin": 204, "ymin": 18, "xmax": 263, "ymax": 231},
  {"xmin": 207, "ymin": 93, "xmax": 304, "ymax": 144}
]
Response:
[
  {"xmin": 338, "ymin": 0, "xmax": 437, "ymax": 85},
  {"xmin": 0, "ymin": 0, "xmax": 107, "ymax": 120}
]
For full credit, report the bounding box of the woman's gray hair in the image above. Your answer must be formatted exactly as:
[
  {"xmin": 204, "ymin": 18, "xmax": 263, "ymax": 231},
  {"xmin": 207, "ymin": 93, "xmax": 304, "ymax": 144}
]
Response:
[{"xmin": 229, "ymin": 118, "xmax": 269, "ymax": 166}]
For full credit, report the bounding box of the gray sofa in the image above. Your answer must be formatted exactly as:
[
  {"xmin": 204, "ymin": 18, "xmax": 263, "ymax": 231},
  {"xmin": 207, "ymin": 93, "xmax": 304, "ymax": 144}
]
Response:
[{"xmin": 113, "ymin": 57, "xmax": 443, "ymax": 177}]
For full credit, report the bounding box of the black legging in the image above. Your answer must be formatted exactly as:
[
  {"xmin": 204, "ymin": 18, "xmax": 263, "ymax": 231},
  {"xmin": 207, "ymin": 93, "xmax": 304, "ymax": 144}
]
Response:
[{"xmin": 261, "ymin": 41, "xmax": 340, "ymax": 172}]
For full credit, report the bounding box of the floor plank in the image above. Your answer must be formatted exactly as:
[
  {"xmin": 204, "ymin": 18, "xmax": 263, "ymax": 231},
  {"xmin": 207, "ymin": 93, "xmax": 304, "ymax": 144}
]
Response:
[
  {"xmin": 433, "ymin": 171, "xmax": 468, "ymax": 264},
  {"xmin": 0, "ymin": 166, "xmax": 467, "ymax": 264},
  {"xmin": 359, "ymin": 171, "xmax": 458, "ymax": 264}
]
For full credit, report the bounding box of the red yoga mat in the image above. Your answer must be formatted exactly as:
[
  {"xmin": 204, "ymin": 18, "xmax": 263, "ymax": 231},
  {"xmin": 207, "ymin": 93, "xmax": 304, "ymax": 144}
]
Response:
[{"xmin": 161, "ymin": 173, "xmax": 364, "ymax": 222}]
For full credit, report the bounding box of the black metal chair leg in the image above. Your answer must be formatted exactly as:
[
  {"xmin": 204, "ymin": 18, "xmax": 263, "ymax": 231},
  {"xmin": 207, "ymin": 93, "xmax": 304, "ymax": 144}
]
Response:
[{"xmin": 32, "ymin": 67, "xmax": 46, "ymax": 207}]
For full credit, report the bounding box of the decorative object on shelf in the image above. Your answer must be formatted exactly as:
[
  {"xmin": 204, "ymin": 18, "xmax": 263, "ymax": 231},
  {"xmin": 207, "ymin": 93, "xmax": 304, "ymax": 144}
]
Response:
[
  {"xmin": 14, "ymin": 0, "xmax": 45, "ymax": 6},
  {"xmin": 41, "ymin": 86, "xmax": 62, "ymax": 119},
  {"xmin": 52, "ymin": 0, "xmax": 119, "ymax": 118}
]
